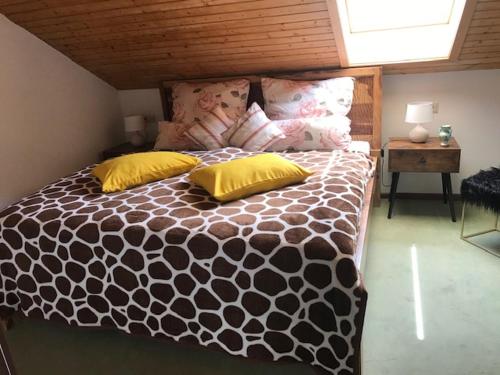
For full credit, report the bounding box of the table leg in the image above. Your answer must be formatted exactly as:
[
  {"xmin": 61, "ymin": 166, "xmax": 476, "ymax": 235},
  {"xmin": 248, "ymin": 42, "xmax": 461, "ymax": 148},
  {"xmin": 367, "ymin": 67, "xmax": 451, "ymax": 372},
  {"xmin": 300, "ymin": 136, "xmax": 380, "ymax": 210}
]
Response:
[
  {"xmin": 387, "ymin": 172, "xmax": 400, "ymax": 219},
  {"xmin": 441, "ymin": 173, "xmax": 448, "ymax": 204},
  {"xmin": 443, "ymin": 173, "xmax": 456, "ymax": 222}
]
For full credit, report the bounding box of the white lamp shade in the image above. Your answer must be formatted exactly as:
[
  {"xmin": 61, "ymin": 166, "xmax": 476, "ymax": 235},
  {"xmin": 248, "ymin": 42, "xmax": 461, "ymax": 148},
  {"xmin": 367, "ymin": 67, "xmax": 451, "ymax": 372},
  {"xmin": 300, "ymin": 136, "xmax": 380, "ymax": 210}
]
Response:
[
  {"xmin": 405, "ymin": 101, "xmax": 433, "ymax": 124},
  {"xmin": 124, "ymin": 115, "xmax": 146, "ymax": 132}
]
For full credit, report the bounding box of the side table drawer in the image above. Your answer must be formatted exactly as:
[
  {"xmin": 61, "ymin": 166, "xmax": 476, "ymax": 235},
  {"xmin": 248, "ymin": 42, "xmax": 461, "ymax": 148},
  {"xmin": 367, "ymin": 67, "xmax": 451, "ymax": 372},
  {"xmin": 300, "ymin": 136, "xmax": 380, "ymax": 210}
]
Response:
[{"xmin": 389, "ymin": 149, "xmax": 460, "ymax": 172}]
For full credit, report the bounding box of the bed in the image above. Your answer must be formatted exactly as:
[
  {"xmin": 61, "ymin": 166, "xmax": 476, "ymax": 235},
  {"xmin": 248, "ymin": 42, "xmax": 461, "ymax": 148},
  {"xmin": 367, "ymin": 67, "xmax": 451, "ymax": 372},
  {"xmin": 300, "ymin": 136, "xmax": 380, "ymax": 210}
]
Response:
[{"xmin": 0, "ymin": 67, "xmax": 382, "ymax": 375}]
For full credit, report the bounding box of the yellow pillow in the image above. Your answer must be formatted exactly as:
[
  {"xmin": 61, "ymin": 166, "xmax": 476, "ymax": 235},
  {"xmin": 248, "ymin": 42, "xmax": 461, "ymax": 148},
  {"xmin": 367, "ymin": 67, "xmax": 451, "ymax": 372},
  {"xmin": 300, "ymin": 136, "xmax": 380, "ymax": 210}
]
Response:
[
  {"xmin": 92, "ymin": 152, "xmax": 201, "ymax": 193},
  {"xmin": 189, "ymin": 154, "xmax": 313, "ymax": 202}
]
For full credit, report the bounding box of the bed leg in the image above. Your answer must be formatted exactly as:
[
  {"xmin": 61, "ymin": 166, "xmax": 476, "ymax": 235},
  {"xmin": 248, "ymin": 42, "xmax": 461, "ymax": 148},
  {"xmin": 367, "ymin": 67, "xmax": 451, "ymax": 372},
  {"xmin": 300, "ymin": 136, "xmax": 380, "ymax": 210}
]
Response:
[{"xmin": 354, "ymin": 349, "xmax": 362, "ymax": 375}]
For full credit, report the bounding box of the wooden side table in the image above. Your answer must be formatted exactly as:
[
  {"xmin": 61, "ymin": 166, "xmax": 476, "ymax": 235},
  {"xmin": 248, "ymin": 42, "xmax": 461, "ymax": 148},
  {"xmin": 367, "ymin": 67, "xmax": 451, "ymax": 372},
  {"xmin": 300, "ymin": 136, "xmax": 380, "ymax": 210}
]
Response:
[
  {"xmin": 101, "ymin": 142, "xmax": 154, "ymax": 160},
  {"xmin": 387, "ymin": 137, "xmax": 461, "ymax": 221}
]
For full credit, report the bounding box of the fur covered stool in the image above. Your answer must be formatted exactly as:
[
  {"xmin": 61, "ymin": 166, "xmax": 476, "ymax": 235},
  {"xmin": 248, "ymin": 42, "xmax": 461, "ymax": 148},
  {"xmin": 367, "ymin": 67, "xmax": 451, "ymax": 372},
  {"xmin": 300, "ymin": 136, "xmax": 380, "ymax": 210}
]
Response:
[{"xmin": 460, "ymin": 167, "xmax": 500, "ymax": 256}]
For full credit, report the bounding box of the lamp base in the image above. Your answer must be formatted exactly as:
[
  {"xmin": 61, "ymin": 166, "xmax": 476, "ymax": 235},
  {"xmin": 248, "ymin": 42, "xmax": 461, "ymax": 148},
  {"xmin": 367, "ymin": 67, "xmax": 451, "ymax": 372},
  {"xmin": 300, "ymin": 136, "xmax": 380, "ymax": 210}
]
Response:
[
  {"xmin": 409, "ymin": 124, "xmax": 429, "ymax": 143},
  {"xmin": 127, "ymin": 131, "xmax": 146, "ymax": 146}
]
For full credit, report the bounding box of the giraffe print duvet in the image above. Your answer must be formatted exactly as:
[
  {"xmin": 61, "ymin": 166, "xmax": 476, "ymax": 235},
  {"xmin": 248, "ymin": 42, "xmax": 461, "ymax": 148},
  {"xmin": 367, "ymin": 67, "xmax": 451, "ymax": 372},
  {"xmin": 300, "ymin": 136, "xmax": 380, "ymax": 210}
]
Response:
[{"xmin": 0, "ymin": 147, "xmax": 374, "ymax": 374}]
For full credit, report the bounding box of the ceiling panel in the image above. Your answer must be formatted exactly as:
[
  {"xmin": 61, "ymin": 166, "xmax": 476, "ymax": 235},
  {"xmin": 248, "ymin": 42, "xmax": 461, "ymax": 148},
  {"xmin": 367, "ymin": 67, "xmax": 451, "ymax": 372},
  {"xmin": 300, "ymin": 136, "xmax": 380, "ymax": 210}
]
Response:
[
  {"xmin": 383, "ymin": 0, "xmax": 500, "ymax": 74},
  {"xmin": 1, "ymin": 0, "xmax": 499, "ymax": 88}
]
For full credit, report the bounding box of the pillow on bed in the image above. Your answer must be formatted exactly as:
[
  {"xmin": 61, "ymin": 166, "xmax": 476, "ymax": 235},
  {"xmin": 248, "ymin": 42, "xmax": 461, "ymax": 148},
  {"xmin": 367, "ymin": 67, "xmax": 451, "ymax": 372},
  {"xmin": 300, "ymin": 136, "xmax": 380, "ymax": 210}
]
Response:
[
  {"xmin": 184, "ymin": 106, "xmax": 235, "ymax": 150},
  {"xmin": 189, "ymin": 154, "xmax": 312, "ymax": 202},
  {"xmin": 92, "ymin": 152, "xmax": 201, "ymax": 193},
  {"xmin": 172, "ymin": 79, "xmax": 250, "ymax": 124},
  {"xmin": 154, "ymin": 121, "xmax": 203, "ymax": 151},
  {"xmin": 267, "ymin": 115, "xmax": 352, "ymax": 152},
  {"xmin": 223, "ymin": 102, "xmax": 285, "ymax": 151},
  {"xmin": 261, "ymin": 76, "xmax": 355, "ymax": 120}
]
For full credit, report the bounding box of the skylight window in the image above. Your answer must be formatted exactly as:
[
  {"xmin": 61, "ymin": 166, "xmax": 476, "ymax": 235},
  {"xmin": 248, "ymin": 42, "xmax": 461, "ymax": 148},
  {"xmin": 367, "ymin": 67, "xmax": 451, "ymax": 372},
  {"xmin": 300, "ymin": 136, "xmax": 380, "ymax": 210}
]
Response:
[{"xmin": 333, "ymin": 0, "xmax": 468, "ymax": 65}]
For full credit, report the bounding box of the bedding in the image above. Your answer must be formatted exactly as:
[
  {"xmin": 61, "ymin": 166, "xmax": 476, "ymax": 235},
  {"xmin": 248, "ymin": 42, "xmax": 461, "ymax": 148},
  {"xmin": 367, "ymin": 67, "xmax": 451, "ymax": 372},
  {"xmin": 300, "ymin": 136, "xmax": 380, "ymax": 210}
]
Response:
[
  {"xmin": 172, "ymin": 79, "xmax": 250, "ymax": 124},
  {"xmin": 154, "ymin": 121, "xmax": 202, "ymax": 151},
  {"xmin": 262, "ymin": 77, "xmax": 355, "ymax": 120},
  {"xmin": 0, "ymin": 147, "xmax": 373, "ymax": 375},
  {"xmin": 184, "ymin": 106, "xmax": 234, "ymax": 150},
  {"xmin": 92, "ymin": 152, "xmax": 201, "ymax": 193},
  {"xmin": 189, "ymin": 154, "xmax": 313, "ymax": 202},
  {"xmin": 348, "ymin": 140, "xmax": 371, "ymax": 156},
  {"xmin": 267, "ymin": 115, "xmax": 352, "ymax": 152},
  {"xmin": 224, "ymin": 103, "xmax": 285, "ymax": 151}
]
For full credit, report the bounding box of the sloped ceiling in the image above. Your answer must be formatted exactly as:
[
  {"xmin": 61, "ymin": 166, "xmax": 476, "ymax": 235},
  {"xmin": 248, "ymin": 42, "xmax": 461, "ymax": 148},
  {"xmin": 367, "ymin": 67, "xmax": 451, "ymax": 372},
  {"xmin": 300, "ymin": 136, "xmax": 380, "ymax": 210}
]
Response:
[{"xmin": 1, "ymin": 0, "xmax": 499, "ymax": 89}]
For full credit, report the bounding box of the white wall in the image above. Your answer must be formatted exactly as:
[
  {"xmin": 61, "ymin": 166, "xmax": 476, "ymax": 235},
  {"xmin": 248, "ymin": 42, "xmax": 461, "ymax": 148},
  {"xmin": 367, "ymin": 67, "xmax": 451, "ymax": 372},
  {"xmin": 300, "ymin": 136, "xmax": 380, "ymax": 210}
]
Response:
[
  {"xmin": 382, "ymin": 69, "xmax": 500, "ymax": 194},
  {"xmin": 0, "ymin": 15, "xmax": 123, "ymax": 209},
  {"xmin": 118, "ymin": 69, "xmax": 500, "ymax": 195},
  {"xmin": 118, "ymin": 89, "xmax": 164, "ymax": 142}
]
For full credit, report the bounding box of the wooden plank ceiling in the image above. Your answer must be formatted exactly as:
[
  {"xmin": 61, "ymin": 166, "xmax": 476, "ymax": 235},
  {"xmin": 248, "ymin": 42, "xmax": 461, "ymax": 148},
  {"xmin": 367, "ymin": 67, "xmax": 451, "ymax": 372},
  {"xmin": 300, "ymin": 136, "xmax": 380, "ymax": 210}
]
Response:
[{"xmin": 1, "ymin": 0, "xmax": 499, "ymax": 89}]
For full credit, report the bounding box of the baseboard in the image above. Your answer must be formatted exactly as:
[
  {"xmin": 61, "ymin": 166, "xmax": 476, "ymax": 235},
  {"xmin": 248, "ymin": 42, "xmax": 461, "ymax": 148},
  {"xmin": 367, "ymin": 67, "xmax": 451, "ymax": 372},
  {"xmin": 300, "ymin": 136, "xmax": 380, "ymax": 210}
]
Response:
[{"xmin": 381, "ymin": 193, "xmax": 461, "ymax": 200}]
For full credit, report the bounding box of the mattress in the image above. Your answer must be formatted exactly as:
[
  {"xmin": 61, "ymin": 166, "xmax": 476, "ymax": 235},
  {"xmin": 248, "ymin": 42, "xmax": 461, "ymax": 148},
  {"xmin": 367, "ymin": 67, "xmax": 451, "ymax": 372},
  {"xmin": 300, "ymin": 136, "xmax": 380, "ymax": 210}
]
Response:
[
  {"xmin": 348, "ymin": 140, "xmax": 371, "ymax": 156},
  {"xmin": 0, "ymin": 147, "xmax": 374, "ymax": 375}
]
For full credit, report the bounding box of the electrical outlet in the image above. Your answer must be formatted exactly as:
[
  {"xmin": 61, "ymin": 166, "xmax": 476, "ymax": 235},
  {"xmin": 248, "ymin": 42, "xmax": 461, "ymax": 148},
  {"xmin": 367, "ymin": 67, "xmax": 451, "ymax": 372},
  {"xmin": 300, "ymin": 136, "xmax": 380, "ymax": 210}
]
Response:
[{"xmin": 432, "ymin": 102, "xmax": 439, "ymax": 114}]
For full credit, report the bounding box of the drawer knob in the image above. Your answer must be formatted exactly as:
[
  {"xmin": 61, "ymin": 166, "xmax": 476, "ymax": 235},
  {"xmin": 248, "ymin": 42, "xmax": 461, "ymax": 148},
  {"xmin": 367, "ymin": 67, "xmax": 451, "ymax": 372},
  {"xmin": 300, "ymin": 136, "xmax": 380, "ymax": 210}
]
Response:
[{"xmin": 418, "ymin": 157, "xmax": 426, "ymax": 164}]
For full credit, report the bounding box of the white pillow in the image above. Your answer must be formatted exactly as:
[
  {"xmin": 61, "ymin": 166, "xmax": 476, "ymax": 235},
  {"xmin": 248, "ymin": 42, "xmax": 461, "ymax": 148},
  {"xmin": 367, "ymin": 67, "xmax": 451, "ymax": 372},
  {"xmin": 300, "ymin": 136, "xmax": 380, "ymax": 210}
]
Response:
[
  {"xmin": 267, "ymin": 115, "xmax": 352, "ymax": 152},
  {"xmin": 223, "ymin": 103, "xmax": 285, "ymax": 151},
  {"xmin": 262, "ymin": 77, "xmax": 355, "ymax": 120}
]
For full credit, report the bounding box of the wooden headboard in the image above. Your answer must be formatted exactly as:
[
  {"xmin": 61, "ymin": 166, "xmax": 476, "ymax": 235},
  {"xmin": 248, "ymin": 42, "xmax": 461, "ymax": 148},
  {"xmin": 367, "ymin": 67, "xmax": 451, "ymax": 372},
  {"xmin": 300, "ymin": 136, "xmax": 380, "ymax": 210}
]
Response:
[{"xmin": 159, "ymin": 66, "xmax": 382, "ymax": 154}]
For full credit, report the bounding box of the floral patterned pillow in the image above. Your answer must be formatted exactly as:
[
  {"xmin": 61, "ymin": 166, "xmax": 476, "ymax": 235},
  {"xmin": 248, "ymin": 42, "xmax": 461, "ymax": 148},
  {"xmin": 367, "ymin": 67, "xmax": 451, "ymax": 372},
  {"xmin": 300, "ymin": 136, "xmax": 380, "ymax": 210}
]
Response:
[
  {"xmin": 267, "ymin": 115, "xmax": 352, "ymax": 152},
  {"xmin": 261, "ymin": 77, "xmax": 355, "ymax": 120},
  {"xmin": 172, "ymin": 79, "xmax": 250, "ymax": 124},
  {"xmin": 154, "ymin": 121, "xmax": 203, "ymax": 151}
]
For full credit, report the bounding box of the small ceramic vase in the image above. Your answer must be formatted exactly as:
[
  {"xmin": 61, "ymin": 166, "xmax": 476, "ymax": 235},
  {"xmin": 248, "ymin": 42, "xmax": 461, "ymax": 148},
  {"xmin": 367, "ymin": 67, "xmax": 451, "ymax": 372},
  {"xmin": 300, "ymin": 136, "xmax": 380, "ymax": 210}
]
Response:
[{"xmin": 439, "ymin": 125, "xmax": 452, "ymax": 147}]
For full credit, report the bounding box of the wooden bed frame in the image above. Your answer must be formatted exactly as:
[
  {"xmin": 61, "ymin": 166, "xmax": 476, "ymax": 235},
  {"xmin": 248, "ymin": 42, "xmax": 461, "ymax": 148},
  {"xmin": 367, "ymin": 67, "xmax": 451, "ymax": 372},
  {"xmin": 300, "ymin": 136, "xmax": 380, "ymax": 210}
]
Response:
[{"xmin": 0, "ymin": 67, "xmax": 381, "ymax": 375}]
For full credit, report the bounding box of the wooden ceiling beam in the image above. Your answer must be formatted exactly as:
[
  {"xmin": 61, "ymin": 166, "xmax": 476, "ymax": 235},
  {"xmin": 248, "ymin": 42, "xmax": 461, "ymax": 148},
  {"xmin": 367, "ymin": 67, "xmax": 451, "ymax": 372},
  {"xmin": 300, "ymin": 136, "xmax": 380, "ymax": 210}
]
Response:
[
  {"xmin": 325, "ymin": 0, "xmax": 348, "ymax": 67},
  {"xmin": 450, "ymin": 0, "xmax": 479, "ymax": 60}
]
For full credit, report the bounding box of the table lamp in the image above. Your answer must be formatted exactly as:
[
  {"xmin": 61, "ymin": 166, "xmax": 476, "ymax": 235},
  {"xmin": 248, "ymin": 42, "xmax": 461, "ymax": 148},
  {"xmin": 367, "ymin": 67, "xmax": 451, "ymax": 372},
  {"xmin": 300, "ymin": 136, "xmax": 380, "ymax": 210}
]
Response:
[
  {"xmin": 124, "ymin": 115, "xmax": 146, "ymax": 146},
  {"xmin": 405, "ymin": 101, "xmax": 433, "ymax": 143}
]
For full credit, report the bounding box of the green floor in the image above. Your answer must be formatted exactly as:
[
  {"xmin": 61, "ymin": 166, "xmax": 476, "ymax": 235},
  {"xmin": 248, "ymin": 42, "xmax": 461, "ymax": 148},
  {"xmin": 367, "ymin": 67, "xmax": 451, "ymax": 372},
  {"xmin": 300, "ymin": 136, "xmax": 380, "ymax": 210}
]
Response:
[{"xmin": 5, "ymin": 200, "xmax": 500, "ymax": 375}]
